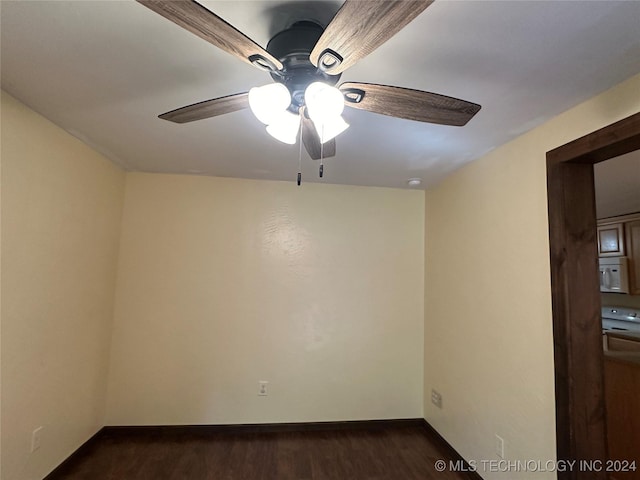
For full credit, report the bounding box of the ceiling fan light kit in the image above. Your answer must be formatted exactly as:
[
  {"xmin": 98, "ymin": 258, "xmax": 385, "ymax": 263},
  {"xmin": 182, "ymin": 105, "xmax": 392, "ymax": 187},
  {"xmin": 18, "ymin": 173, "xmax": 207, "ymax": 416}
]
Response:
[
  {"xmin": 248, "ymin": 80, "xmax": 348, "ymax": 146},
  {"xmin": 265, "ymin": 110, "xmax": 301, "ymax": 145},
  {"xmin": 138, "ymin": 0, "xmax": 481, "ymax": 183},
  {"xmin": 303, "ymin": 81, "xmax": 349, "ymax": 143},
  {"xmin": 305, "ymin": 82, "xmax": 344, "ymax": 121},
  {"xmin": 248, "ymin": 83, "xmax": 291, "ymax": 125},
  {"xmin": 248, "ymin": 83, "xmax": 302, "ymax": 144}
]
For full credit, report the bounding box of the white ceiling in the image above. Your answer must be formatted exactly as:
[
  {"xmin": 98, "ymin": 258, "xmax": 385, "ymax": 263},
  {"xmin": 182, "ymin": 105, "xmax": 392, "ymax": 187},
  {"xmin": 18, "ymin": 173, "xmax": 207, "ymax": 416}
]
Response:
[{"xmin": 2, "ymin": 0, "xmax": 640, "ymax": 189}]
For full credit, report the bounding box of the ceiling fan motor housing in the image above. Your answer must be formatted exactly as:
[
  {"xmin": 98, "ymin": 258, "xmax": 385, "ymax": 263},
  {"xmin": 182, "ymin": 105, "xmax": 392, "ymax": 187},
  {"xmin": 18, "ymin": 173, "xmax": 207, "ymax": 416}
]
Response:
[{"xmin": 267, "ymin": 21, "xmax": 341, "ymax": 109}]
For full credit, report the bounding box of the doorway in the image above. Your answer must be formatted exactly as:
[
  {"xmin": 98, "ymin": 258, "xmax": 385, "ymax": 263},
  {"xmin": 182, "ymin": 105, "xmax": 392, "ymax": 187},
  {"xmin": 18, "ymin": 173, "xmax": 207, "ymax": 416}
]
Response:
[{"xmin": 546, "ymin": 112, "xmax": 640, "ymax": 479}]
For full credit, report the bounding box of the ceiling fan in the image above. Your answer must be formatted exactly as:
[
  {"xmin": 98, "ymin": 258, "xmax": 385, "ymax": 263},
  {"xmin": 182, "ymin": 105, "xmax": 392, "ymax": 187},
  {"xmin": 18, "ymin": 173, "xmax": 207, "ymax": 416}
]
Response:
[{"xmin": 138, "ymin": 0, "xmax": 481, "ymax": 176}]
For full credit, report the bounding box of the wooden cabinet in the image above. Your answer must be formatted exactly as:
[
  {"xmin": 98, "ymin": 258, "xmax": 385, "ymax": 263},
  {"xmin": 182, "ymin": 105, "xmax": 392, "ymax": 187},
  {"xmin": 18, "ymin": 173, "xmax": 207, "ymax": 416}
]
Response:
[
  {"xmin": 598, "ymin": 223, "xmax": 625, "ymax": 256},
  {"xmin": 598, "ymin": 213, "xmax": 640, "ymax": 295},
  {"xmin": 606, "ymin": 333, "xmax": 640, "ymax": 352},
  {"xmin": 626, "ymin": 220, "xmax": 640, "ymax": 295},
  {"xmin": 604, "ymin": 354, "xmax": 640, "ymax": 480}
]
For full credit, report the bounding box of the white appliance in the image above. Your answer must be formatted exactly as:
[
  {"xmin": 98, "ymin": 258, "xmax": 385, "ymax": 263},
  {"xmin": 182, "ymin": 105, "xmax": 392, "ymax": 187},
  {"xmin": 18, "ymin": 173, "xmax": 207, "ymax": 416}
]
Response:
[
  {"xmin": 599, "ymin": 257, "xmax": 629, "ymax": 293},
  {"xmin": 602, "ymin": 306, "xmax": 640, "ymax": 338}
]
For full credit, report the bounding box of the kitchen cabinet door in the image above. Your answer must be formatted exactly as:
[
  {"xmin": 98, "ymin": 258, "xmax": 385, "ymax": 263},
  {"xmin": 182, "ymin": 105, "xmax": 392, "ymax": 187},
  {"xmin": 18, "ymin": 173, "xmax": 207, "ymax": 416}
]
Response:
[
  {"xmin": 626, "ymin": 220, "xmax": 640, "ymax": 295},
  {"xmin": 598, "ymin": 223, "xmax": 625, "ymax": 257},
  {"xmin": 604, "ymin": 357, "xmax": 640, "ymax": 480}
]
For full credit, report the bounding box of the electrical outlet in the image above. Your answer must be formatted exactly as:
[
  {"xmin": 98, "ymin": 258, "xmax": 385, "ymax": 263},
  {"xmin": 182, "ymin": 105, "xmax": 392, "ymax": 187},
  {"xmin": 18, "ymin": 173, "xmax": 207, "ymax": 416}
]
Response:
[
  {"xmin": 258, "ymin": 381, "xmax": 268, "ymax": 396},
  {"xmin": 31, "ymin": 427, "xmax": 43, "ymax": 453},
  {"xmin": 431, "ymin": 389, "xmax": 442, "ymax": 409},
  {"xmin": 495, "ymin": 434, "xmax": 504, "ymax": 459}
]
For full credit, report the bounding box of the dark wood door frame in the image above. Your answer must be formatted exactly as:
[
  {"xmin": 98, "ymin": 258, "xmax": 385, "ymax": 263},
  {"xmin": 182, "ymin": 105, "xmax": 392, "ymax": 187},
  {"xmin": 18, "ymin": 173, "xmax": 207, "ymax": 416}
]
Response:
[{"xmin": 546, "ymin": 112, "xmax": 640, "ymax": 480}]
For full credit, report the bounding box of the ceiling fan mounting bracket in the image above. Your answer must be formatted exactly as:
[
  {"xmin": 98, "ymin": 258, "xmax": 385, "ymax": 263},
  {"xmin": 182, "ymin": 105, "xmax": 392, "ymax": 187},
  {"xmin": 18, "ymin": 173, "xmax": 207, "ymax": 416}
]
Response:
[{"xmin": 266, "ymin": 20, "xmax": 341, "ymax": 109}]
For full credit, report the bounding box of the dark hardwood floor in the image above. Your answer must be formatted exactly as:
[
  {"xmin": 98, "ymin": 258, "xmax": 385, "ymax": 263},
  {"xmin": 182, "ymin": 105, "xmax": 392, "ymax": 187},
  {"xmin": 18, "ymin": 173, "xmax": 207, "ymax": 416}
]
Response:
[{"xmin": 46, "ymin": 423, "xmax": 479, "ymax": 480}]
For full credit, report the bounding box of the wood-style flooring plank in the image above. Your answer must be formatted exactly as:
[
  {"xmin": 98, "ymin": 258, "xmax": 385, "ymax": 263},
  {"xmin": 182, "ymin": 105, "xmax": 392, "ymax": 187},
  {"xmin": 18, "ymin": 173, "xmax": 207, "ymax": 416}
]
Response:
[{"xmin": 46, "ymin": 425, "xmax": 478, "ymax": 480}]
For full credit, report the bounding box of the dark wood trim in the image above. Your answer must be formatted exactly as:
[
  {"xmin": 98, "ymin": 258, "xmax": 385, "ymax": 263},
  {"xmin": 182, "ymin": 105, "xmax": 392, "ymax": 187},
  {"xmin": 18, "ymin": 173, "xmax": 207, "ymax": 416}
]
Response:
[
  {"xmin": 101, "ymin": 418, "xmax": 425, "ymax": 437},
  {"xmin": 546, "ymin": 111, "xmax": 640, "ymax": 480},
  {"xmin": 421, "ymin": 420, "xmax": 484, "ymax": 480},
  {"xmin": 547, "ymin": 112, "xmax": 640, "ymax": 165},
  {"xmin": 547, "ymin": 161, "xmax": 606, "ymax": 471},
  {"xmin": 43, "ymin": 428, "xmax": 105, "ymax": 480}
]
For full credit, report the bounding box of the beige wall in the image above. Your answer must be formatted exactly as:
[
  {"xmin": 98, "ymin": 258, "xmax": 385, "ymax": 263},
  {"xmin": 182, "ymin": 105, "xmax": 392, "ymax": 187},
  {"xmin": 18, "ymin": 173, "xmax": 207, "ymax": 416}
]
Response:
[
  {"xmin": 3, "ymin": 68, "xmax": 639, "ymax": 479},
  {"xmin": 106, "ymin": 173, "xmax": 425, "ymax": 425},
  {"xmin": 1, "ymin": 92, "xmax": 125, "ymax": 480},
  {"xmin": 424, "ymin": 73, "xmax": 640, "ymax": 479}
]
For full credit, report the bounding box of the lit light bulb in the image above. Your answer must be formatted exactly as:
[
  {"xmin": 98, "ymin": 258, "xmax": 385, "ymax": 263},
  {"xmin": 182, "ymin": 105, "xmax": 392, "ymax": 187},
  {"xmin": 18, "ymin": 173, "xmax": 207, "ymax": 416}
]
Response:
[
  {"xmin": 304, "ymin": 82, "xmax": 345, "ymax": 123},
  {"xmin": 266, "ymin": 110, "xmax": 300, "ymax": 145},
  {"xmin": 249, "ymin": 83, "xmax": 291, "ymax": 125}
]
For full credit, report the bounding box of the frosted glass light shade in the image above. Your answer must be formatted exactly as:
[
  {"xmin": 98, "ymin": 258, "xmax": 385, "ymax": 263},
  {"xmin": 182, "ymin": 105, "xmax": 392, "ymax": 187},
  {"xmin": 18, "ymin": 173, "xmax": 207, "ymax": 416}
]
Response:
[
  {"xmin": 249, "ymin": 83, "xmax": 291, "ymax": 125},
  {"xmin": 266, "ymin": 110, "xmax": 300, "ymax": 145},
  {"xmin": 313, "ymin": 115, "xmax": 349, "ymax": 143},
  {"xmin": 304, "ymin": 82, "xmax": 344, "ymax": 123}
]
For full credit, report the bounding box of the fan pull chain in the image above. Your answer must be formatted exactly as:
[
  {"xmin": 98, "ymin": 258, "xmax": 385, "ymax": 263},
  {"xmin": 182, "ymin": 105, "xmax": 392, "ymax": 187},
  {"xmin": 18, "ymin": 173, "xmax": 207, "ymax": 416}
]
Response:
[
  {"xmin": 297, "ymin": 121, "xmax": 303, "ymax": 186},
  {"xmin": 319, "ymin": 125, "xmax": 324, "ymax": 178}
]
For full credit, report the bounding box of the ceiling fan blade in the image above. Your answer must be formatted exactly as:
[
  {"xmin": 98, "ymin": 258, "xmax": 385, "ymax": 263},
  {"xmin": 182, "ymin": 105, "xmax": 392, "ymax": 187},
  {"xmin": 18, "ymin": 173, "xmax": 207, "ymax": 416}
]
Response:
[
  {"xmin": 340, "ymin": 82, "xmax": 481, "ymax": 126},
  {"xmin": 310, "ymin": 0, "xmax": 433, "ymax": 75},
  {"xmin": 159, "ymin": 92, "xmax": 249, "ymax": 123},
  {"xmin": 300, "ymin": 108, "xmax": 336, "ymax": 160},
  {"xmin": 137, "ymin": 0, "xmax": 283, "ymax": 72}
]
